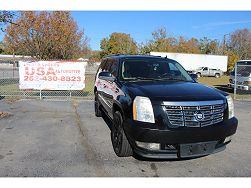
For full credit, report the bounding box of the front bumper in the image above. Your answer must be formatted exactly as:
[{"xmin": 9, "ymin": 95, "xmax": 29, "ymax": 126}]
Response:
[
  {"xmin": 228, "ymin": 83, "xmax": 250, "ymax": 91},
  {"xmin": 124, "ymin": 117, "xmax": 238, "ymax": 159},
  {"xmin": 133, "ymin": 141, "xmax": 228, "ymax": 159}
]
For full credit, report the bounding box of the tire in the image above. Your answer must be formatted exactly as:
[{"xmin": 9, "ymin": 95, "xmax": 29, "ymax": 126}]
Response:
[
  {"xmin": 197, "ymin": 72, "xmax": 201, "ymax": 78},
  {"xmin": 215, "ymin": 73, "xmax": 220, "ymax": 78},
  {"xmin": 111, "ymin": 111, "xmax": 133, "ymax": 157},
  {"xmin": 94, "ymin": 92, "xmax": 102, "ymax": 117}
]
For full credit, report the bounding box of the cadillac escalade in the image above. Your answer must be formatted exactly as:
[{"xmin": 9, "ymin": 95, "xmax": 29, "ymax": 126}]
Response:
[{"xmin": 94, "ymin": 55, "xmax": 238, "ymax": 159}]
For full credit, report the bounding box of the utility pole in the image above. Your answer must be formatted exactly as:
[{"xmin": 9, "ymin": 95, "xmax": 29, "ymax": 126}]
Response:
[
  {"xmin": 240, "ymin": 33, "xmax": 243, "ymax": 59},
  {"xmin": 223, "ymin": 33, "xmax": 231, "ymax": 55},
  {"xmin": 223, "ymin": 34, "xmax": 227, "ymax": 55}
]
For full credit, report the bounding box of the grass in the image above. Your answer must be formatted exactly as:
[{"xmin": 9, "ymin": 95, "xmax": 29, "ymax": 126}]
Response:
[
  {"xmin": 198, "ymin": 76, "xmax": 229, "ymax": 87},
  {"xmin": 0, "ymin": 83, "xmax": 19, "ymax": 91},
  {"xmin": 84, "ymin": 74, "xmax": 95, "ymax": 96}
]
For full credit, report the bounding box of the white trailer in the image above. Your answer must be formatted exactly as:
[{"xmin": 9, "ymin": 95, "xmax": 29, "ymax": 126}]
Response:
[{"xmin": 150, "ymin": 52, "xmax": 228, "ymax": 72}]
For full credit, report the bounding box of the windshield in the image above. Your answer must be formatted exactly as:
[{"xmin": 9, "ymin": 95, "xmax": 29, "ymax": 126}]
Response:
[
  {"xmin": 231, "ymin": 62, "xmax": 251, "ymax": 76},
  {"xmin": 197, "ymin": 67, "xmax": 204, "ymax": 70},
  {"xmin": 120, "ymin": 58, "xmax": 194, "ymax": 82}
]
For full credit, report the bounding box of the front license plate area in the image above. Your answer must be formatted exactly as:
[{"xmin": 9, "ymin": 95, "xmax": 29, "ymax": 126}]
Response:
[{"xmin": 180, "ymin": 141, "xmax": 217, "ymax": 158}]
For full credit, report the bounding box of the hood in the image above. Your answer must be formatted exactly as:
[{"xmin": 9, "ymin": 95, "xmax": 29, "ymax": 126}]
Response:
[{"xmin": 124, "ymin": 81, "xmax": 226, "ymax": 102}]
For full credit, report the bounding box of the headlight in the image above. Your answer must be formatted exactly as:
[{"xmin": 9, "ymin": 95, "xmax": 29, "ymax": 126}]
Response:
[
  {"xmin": 133, "ymin": 96, "xmax": 155, "ymax": 123},
  {"xmin": 226, "ymin": 95, "xmax": 234, "ymax": 119}
]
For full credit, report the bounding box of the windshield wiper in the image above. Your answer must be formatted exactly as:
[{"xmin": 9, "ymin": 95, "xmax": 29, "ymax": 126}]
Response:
[
  {"xmin": 131, "ymin": 77, "xmax": 157, "ymax": 81},
  {"xmin": 129, "ymin": 77, "xmax": 192, "ymax": 82},
  {"xmin": 155, "ymin": 77, "xmax": 193, "ymax": 82}
]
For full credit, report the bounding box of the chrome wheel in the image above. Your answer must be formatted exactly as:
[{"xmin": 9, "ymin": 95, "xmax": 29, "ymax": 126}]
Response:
[{"xmin": 215, "ymin": 73, "xmax": 220, "ymax": 78}]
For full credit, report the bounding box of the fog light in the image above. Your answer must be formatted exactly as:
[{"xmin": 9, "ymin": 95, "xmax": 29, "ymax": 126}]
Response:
[
  {"xmin": 136, "ymin": 141, "xmax": 160, "ymax": 151},
  {"xmin": 224, "ymin": 136, "xmax": 232, "ymax": 143}
]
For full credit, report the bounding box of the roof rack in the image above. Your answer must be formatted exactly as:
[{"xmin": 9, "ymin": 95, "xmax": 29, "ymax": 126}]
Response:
[
  {"xmin": 104, "ymin": 54, "xmax": 165, "ymax": 59},
  {"xmin": 105, "ymin": 54, "xmax": 124, "ymax": 57},
  {"xmin": 144, "ymin": 53, "xmax": 162, "ymax": 57}
]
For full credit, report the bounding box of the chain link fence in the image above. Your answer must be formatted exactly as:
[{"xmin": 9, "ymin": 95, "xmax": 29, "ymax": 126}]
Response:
[
  {"xmin": 1, "ymin": 58, "xmax": 251, "ymax": 101},
  {"xmin": 0, "ymin": 59, "xmax": 97, "ymax": 100},
  {"xmin": 230, "ymin": 62, "xmax": 251, "ymax": 100}
]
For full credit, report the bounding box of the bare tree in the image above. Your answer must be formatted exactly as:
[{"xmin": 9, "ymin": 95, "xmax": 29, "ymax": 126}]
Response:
[{"xmin": 228, "ymin": 28, "xmax": 251, "ymax": 59}]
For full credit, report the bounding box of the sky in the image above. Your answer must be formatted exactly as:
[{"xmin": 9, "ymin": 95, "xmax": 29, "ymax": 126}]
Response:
[{"xmin": 1, "ymin": 11, "xmax": 251, "ymax": 50}]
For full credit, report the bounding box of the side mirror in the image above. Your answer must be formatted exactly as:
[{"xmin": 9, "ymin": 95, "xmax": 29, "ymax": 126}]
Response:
[
  {"xmin": 190, "ymin": 73, "xmax": 198, "ymax": 81},
  {"xmin": 98, "ymin": 71, "xmax": 115, "ymax": 82}
]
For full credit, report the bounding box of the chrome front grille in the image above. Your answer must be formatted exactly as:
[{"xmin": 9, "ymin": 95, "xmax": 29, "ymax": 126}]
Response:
[{"xmin": 163, "ymin": 100, "xmax": 225, "ymax": 127}]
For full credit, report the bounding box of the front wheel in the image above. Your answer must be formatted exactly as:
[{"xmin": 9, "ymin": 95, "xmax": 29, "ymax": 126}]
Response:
[
  {"xmin": 215, "ymin": 73, "xmax": 220, "ymax": 78},
  {"xmin": 197, "ymin": 72, "xmax": 201, "ymax": 78},
  {"xmin": 94, "ymin": 92, "xmax": 102, "ymax": 117},
  {"xmin": 111, "ymin": 111, "xmax": 133, "ymax": 157}
]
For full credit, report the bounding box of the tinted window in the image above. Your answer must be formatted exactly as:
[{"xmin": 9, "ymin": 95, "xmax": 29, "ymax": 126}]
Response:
[
  {"xmin": 237, "ymin": 61, "xmax": 251, "ymax": 66},
  {"xmin": 96, "ymin": 59, "xmax": 106, "ymax": 77},
  {"xmin": 102, "ymin": 59, "xmax": 111, "ymax": 72},
  {"xmin": 109, "ymin": 59, "xmax": 118, "ymax": 77},
  {"xmin": 98, "ymin": 59, "xmax": 107, "ymax": 72},
  {"xmin": 203, "ymin": 67, "xmax": 208, "ymax": 71},
  {"xmin": 98, "ymin": 58, "xmax": 118, "ymax": 77},
  {"xmin": 121, "ymin": 58, "xmax": 193, "ymax": 82},
  {"xmin": 169, "ymin": 63, "xmax": 179, "ymax": 71}
]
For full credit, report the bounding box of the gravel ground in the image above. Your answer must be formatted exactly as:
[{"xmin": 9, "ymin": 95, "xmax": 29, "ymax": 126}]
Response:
[{"xmin": 0, "ymin": 99, "xmax": 250, "ymax": 177}]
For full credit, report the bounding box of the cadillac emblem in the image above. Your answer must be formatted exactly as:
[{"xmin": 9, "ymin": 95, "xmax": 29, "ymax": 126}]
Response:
[{"xmin": 194, "ymin": 111, "xmax": 205, "ymax": 121}]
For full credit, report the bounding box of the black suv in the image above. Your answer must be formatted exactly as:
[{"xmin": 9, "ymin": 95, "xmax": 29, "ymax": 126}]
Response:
[{"xmin": 94, "ymin": 55, "xmax": 238, "ymax": 159}]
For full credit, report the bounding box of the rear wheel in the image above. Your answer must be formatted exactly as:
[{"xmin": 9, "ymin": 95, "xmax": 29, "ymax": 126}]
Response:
[
  {"xmin": 111, "ymin": 111, "xmax": 133, "ymax": 157},
  {"xmin": 215, "ymin": 73, "xmax": 220, "ymax": 78},
  {"xmin": 94, "ymin": 92, "xmax": 102, "ymax": 117},
  {"xmin": 197, "ymin": 72, "xmax": 201, "ymax": 78}
]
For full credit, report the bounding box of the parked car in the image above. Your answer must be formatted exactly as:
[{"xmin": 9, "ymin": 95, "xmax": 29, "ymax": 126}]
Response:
[
  {"xmin": 228, "ymin": 60, "xmax": 251, "ymax": 91},
  {"xmin": 192, "ymin": 67, "xmax": 223, "ymax": 78},
  {"xmin": 94, "ymin": 55, "xmax": 238, "ymax": 159}
]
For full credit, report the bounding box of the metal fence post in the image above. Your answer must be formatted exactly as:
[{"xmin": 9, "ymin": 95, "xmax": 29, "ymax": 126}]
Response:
[
  {"xmin": 12, "ymin": 64, "xmax": 14, "ymax": 78},
  {"xmin": 40, "ymin": 90, "xmax": 42, "ymax": 100},
  {"xmin": 234, "ymin": 63, "xmax": 237, "ymax": 100}
]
